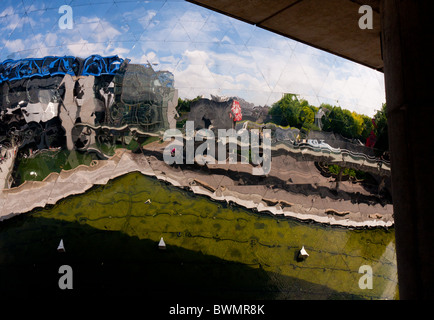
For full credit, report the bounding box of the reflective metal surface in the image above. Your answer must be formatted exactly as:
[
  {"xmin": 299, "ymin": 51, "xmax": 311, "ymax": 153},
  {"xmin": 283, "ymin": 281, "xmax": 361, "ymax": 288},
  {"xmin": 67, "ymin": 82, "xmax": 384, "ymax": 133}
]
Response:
[{"xmin": 0, "ymin": 0, "xmax": 394, "ymax": 299}]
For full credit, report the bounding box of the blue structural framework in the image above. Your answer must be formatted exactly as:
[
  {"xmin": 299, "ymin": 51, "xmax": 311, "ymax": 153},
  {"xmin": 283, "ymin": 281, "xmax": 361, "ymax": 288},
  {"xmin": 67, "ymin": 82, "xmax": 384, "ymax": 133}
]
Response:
[{"xmin": 0, "ymin": 55, "xmax": 125, "ymax": 83}]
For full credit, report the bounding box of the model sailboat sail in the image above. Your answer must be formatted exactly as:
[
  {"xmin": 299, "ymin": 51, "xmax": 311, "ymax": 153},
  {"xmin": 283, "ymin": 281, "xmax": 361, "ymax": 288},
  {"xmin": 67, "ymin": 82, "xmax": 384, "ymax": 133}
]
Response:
[
  {"xmin": 57, "ymin": 239, "xmax": 65, "ymax": 252},
  {"xmin": 158, "ymin": 237, "xmax": 166, "ymax": 250},
  {"xmin": 297, "ymin": 246, "xmax": 309, "ymax": 261}
]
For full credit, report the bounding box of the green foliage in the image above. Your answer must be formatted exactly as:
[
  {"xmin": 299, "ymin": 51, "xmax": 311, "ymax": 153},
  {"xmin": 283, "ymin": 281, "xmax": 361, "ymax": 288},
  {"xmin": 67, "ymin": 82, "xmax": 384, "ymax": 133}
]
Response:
[
  {"xmin": 177, "ymin": 98, "xmax": 190, "ymax": 113},
  {"xmin": 299, "ymin": 106, "xmax": 315, "ymax": 127},
  {"xmin": 373, "ymin": 103, "xmax": 388, "ymax": 153},
  {"xmin": 16, "ymin": 150, "xmax": 98, "ymax": 183},
  {"xmin": 268, "ymin": 95, "xmax": 389, "ymax": 151},
  {"xmin": 177, "ymin": 96, "xmax": 201, "ymax": 113},
  {"xmin": 141, "ymin": 136, "xmax": 160, "ymax": 146},
  {"xmin": 361, "ymin": 115, "xmax": 375, "ymax": 141},
  {"xmin": 269, "ymin": 94, "xmax": 317, "ymax": 133},
  {"xmin": 176, "ymin": 118, "xmax": 187, "ymax": 129},
  {"xmin": 327, "ymin": 164, "xmax": 341, "ymax": 175},
  {"xmin": 328, "ymin": 164, "xmax": 366, "ymax": 180},
  {"xmin": 322, "ymin": 106, "xmax": 358, "ymax": 139},
  {"xmin": 126, "ymin": 137, "xmax": 140, "ymax": 151}
]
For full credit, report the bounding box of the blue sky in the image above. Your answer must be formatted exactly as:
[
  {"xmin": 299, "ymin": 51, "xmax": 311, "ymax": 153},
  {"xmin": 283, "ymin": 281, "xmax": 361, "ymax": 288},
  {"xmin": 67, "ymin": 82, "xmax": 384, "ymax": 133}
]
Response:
[{"xmin": 0, "ymin": 0, "xmax": 385, "ymax": 116}]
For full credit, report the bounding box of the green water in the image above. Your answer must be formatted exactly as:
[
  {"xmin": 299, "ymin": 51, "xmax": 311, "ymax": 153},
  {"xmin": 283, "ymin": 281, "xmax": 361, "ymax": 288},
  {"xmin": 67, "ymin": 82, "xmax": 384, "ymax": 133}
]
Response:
[
  {"xmin": 15, "ymin": 149, "xmax": 99, "ymax": 183},
  {"xmin": 14, "ymin": 138, "xmax": 161, "ymax": 184},
  {"xmin": 0, "ymin": 172, "xmax": 398, "ymax": 299}
]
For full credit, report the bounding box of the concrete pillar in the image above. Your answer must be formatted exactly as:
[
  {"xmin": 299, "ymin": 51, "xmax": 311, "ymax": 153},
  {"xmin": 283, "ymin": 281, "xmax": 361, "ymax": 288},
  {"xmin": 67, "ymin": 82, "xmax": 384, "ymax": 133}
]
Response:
[{"xmin": 381, "ymin": 0, "xmax": 434, "ymax": 299}]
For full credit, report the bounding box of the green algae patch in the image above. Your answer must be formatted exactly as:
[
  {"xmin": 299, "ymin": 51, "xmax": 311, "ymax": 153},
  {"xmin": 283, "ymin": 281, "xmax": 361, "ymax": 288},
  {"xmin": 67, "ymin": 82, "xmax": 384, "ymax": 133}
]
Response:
[
  {"xmin": 14, "ymin": 149, "xmax": 98, "ymax": 183},
  {"xmin": 0, "ymin": 172, "xmax": 398, "ymax": 299}
]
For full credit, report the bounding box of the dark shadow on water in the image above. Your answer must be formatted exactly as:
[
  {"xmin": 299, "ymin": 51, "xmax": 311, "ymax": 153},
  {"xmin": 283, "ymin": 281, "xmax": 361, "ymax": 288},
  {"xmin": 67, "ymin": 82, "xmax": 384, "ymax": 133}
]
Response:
[{"xmin": 0, "ymin": 215, "xmax": 365, "ymax": 300}]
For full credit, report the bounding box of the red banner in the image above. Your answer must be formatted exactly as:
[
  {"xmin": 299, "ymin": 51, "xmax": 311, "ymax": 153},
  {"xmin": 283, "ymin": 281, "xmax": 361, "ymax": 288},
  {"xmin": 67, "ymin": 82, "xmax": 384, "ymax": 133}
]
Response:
[{"xmin": 230, "ymin": 100, "xmax": 242, "ymax": 122}]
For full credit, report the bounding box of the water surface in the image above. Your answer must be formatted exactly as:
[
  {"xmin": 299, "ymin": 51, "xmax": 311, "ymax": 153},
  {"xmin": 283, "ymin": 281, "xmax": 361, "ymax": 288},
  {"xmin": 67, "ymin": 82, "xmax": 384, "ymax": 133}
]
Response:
[{"xmin": 0, "ymin": 172, "xmax": 397, "ymax": 299}]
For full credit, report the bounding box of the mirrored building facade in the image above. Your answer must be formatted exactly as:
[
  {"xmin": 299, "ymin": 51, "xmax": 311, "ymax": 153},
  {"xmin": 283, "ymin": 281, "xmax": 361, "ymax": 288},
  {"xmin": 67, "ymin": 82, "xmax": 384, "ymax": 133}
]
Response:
[
  {"xmin": 0, "ymin": 54, "xmax": 178, "ymax": 154},
  {"xmin": 0, "ymin": 0, "xmax": 387, "ymax": 164},
  {"xmin": 0, "ymin": 0, "xmax": 397, "ymax": 300}
]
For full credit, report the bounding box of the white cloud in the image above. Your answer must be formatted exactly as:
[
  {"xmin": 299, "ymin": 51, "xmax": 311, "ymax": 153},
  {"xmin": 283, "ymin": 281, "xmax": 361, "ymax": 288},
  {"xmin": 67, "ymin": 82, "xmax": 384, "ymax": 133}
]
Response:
[
  {"xmin": 0, "ymin": 2, "xmax": 385, "ymax": 116},
  {"xmin": 44, "ymin": 32, "xmax": 58, "ymax": 47},
  {"xmin": 4, "ymin": 38, "xmax": 25, "ymax": 52},
  {"xmin": 156, "ymin": 41, "xmax": 386, "ymax": 115},
  {"xmin": 0, "ymin": 6, "xmax": 14, "ymax": 18}
]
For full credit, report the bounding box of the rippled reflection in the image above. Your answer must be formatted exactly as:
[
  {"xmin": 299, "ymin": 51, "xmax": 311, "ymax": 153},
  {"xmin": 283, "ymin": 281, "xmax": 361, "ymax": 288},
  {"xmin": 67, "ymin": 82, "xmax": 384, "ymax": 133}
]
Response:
[
  {"xmin": 0, "ymin": 172, "xmax": 397, "ymax": 299},
  {"xmin": 0, "ymin": 0, "xmax": 394, "ymax": 299}
]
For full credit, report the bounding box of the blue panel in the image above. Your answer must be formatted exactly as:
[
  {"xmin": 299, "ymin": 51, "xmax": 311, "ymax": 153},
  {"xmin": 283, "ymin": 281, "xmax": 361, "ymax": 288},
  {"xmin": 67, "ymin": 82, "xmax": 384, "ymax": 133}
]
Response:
[{"xmin": 0, "ymin": 55, "xmax": 125, "ymax": 83}]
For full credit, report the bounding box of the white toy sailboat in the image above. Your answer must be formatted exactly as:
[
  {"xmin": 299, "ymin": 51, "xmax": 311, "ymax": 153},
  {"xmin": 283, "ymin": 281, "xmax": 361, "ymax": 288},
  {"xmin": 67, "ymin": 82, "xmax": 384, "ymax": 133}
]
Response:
[
  {"xmin": 297, "ymin": 246, "xmax": 309, "ymax": 261},
  {"xmin": 158, "ymin": 237, "xmax": 166, "ymax": 250},
  {"xmin": 57, "ymin": 239, "xmax": 65, "ymax": 252}
]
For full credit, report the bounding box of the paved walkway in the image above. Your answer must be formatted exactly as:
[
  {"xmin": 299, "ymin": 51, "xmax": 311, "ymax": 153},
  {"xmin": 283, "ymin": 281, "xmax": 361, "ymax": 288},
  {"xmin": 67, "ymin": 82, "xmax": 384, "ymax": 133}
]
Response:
[
  {"xmin": 0, "ymin": 144, "xmax": 393, "ymax": 228},
  {"xmin": 0, "ymin": 147, "xmax": 17, "ymax": 189}
]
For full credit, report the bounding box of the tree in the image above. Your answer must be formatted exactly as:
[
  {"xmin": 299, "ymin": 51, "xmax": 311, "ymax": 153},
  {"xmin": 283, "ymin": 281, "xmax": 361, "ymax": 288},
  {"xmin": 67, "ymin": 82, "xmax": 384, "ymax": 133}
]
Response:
[
  {"xmin": 361, "ymin": 115, "xmax": 374, "ymax": 141},
  {"xmin": 269, "ymin": 96, "xmax": 384, "ymax": 144},
  {"xmin": 269, "ymin": 94, "xmax": 318, "ymax": 133},
  {"xmin": 373, "ymin": 103, "xmax": 388, "ymax": 153},
  {"xmin": 299, "ymin": 105, "xmax": 315, "ymax": 133},
  {"xmin": 322, "ymin": 106, "xmax": 359, "ymax": 139},
  {"xmin": 269, "ymin": 93, "xmax": 300, "ymax": 127},
  {"xmin": 351, "ymin": 111, "xmax": 364, "ymax": 137},
  {"xmin": 322, "ymin": 106, "xmax": 345, "ymax": 134},
  {"xmin": 342, "ymin": 109, "xmax": 358, "ymax": 138},
  {"xmin": 177, "ymin": 96, "xmax": 201, "ymax": 113}
]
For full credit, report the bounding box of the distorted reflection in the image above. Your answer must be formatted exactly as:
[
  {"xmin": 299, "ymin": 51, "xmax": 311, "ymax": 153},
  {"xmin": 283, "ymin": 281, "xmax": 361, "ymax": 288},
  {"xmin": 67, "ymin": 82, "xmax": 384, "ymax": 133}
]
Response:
[{"xmin": 0, "ymin": 0, "xmax": 395, "ymax": 299}]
